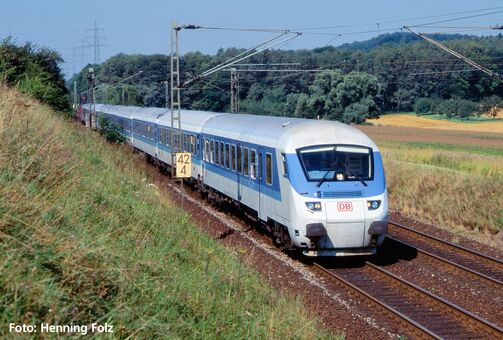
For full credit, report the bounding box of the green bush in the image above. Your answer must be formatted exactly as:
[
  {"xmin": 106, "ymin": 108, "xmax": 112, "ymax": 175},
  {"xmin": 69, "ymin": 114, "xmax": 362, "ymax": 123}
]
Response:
[
  {"xmin": 414, "ymin": 98, "xmax": 435, "ymax": 115},
  {"xmin": 0, "ymin": 38, "xmax": 70, "ymax": 112},
  {"xmin": 479, "ymin": 95, "xmax": 503, "ymax": 113},
  {"xmin": 98, "ymin": 114, "xmax": 126, "ymax": 144},
  {"xmin": 435, "ymin": 98, "xmax": 479, "ymax": 119}
]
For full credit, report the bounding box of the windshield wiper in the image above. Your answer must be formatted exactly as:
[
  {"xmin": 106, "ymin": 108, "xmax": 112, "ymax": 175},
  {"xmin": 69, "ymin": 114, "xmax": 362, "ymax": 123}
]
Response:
[
  {"xmin": 315, "ymin": 146, "xmax": 337, "ymax": 187},
  {"xmin": 316, "ymin": 170, "xmax": 333, "ymax": 187},
  {"xmin": 345, "ymin": 166, "xmax": 368, "ymax": 187}
]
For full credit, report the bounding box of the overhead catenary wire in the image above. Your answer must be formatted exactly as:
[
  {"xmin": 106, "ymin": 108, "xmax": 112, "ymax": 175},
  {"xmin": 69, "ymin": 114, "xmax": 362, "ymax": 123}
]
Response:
[
  {"xmin": 409, "ymin": 9, "xmax": 503, "ymax": 28},
  {"xmin": 79, "ymin": 70, "xmax": 144, "ymax": 95},
  {"xmin": 404, "ymin": 26, "xmax": 502, "ymax": 81},
  {"xmin": 291, "ymin": 6, "xmax": 503, "ymax": 31},
  {"xmin": 181, "ymin": 32, "xmax": 302, "ymax": 87}
]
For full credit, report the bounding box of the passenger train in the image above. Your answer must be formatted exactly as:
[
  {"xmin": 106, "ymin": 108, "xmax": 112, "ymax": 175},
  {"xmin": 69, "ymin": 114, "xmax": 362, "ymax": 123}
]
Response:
[{"xmin": 79, "ymin": 104, "xmax": 388, "ymax": 256}]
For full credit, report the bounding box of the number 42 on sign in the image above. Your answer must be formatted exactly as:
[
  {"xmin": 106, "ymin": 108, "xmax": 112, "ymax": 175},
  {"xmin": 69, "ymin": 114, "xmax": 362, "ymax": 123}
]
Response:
[{"xmin": 175, "ymin": 152, "xmax": 191, "ymax": 178}]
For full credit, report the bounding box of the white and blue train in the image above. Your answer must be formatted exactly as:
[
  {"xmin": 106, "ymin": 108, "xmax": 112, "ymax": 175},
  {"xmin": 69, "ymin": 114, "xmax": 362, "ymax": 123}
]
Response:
[{"xmin": 81, "ymin": 104, "xmax": 388, "ymax": 256}]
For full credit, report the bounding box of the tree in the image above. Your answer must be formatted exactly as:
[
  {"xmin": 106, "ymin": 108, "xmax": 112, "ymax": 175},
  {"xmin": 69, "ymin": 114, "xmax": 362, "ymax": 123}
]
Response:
[{"xmin": 0, "ymin": 38, "xmax": 70, "ymax": 112}]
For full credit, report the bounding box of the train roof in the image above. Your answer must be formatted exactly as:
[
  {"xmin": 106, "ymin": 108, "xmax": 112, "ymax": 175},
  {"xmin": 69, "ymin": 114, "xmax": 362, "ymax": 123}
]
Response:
[
  {"xmin": 88, "ymin": 104, "xmax": 225, "ymax": 133},
  {"xmin": 202, "ymin": 114, "xmax": 378, "ymax": 152},
  {"xmin": 86, "ymin": 104, "xmax": 378, "ymax": 151}
]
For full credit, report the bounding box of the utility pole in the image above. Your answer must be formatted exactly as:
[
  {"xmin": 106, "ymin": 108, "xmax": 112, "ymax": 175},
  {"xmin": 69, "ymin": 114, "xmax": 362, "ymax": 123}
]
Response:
[
  {"xmin": 87, "ymin": 67, "xmax": 96, "ymax": 129},
  {"xmin": 94, "ymin": 19, "xmax": 100, "ymax": 64},
  {"xmin": 81, "ymin": 20, "xmax": 107, "ymax": 65},
  {"xmin": 73, "ymin": 81, "xmax": 77, "ymax": 111},
  {"xmin": 230, "ymin": 67, "xmax": 239, "ymax": 113},
  {"xmin": 170, "ymin": 22, "xmax": 182, "ymax": 152},
  {"xmin": 170, "ymin": 21, "xmax": 184, "ymax": 201},
  {"xmin": 225, "ymin": 67, "xmax": 333, "ymax": 112},
  {"xmin": 164, "ymin": 80, "xmax": 169, "ymax": 108}
]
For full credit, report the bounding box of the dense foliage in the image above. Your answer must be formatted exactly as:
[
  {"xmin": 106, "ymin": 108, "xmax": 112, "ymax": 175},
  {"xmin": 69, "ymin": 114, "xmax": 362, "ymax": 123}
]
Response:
[
  {"xmin": 0, "ymin": 38, "xmax": 70, "ymax": 111},
  {"xmin": 97, "ymin": 114, "xmax": 126, "ymax": 144},
  {"xmin": 69, "ymin": 32, "xmax": 503, "ymax": 123}
]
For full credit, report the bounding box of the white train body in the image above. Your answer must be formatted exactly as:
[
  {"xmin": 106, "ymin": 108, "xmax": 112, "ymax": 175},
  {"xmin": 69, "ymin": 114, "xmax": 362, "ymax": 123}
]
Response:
[{"xmin": 82, "ymin": 104, "xmax": 388, "ymax": 256}]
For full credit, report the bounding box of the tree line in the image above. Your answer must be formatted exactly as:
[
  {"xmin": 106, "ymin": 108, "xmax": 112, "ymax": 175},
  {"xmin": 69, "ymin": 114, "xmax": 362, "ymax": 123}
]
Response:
[
  {"xmin": 0, "ymin": 38, "xmax": 70, "ymax": 112},
  {"xmin": 68, "ymin": 32, "xmax": 503, "ymax": 123}
]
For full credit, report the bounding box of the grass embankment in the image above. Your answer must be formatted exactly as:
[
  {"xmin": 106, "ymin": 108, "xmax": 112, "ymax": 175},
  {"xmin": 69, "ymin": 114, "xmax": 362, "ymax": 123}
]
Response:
[
  {"xmin": 379, "ymin": 140, "xmax": 503, "ymax": 247},
  {"xmin": 368, "ymin": 113, "xmax": 503, "ymax": 133},
  {"xmin": 0, "ymin": 88, "xmax": 333, "ymax": 338}
]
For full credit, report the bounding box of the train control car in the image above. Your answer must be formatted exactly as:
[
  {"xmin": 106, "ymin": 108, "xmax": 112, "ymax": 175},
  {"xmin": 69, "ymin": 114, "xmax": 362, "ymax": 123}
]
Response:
[{"xmin": 81, "ymin": 104, "xmax": 388, "ymax": 256}]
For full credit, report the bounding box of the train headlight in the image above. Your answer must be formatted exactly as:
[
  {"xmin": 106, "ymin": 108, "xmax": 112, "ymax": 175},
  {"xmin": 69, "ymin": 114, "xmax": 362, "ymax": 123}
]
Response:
[
  {"xmin": 335, "ymin": 173, "xmax": 345, "ymax": 181},
  {"xmin": 367, "ymin": 200, "xmax": 381, "ymax": 210},
  {"xmin": 306, "ymin": 202, "xmax": 322, "ymax": 211}
]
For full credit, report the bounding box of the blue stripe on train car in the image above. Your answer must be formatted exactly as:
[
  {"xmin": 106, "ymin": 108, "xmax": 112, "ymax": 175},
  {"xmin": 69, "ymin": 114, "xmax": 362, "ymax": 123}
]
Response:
[{"xmin": 110, "ymin": 117, "xmax": 281, "ymax": 201}]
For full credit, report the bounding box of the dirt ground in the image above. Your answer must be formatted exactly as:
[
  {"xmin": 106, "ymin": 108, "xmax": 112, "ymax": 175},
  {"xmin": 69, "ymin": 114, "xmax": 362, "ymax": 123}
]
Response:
[
  {"xmin": 367, "ymin": 114, "xmax": 503, "ymax": 134},
  {"xmin": 358, "ymin": 125, "xmax": 503, "ymax": 149}
]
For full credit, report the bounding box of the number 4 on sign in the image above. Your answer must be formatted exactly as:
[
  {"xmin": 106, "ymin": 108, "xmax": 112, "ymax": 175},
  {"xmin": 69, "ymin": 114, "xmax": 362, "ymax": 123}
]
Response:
[{"xmin": 175, "ymin": 152, "xmax": 191, "ymax": 178}]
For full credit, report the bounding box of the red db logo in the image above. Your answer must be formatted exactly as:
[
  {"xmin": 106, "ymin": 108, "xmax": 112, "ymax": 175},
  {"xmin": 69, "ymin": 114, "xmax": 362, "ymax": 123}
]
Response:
[{"xmin": 337, "ymin": 202, "xmax": 353, "ymax": 212}]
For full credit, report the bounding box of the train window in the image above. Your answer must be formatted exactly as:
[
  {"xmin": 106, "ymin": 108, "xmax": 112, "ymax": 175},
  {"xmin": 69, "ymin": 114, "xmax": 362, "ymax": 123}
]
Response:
[
  {"xmin": 250, "ymin": 149, "xmax": 257, "ymax": 179},
  {"xmin": 225, "ymin": 144, "xmax": 230, "ymax": 169},
  {"xmin": 298, "ymin": 145, "xmax": 373, "ymax": 181},
  {"xmin": 219, "ymin": 142, "xmax": 224, "ymax": 166},
  {"xmin": 281, "ymin": 153, "xmax": 288, "ymax": 176},
  {"xmin": 190, "ymin": 135, "xmax": 196, "ymax": 155},
  {"xmin": 204, "ymin": 139, "xmax": 209, "ymax": 161},
  {"xmin": 243, "ymin": 148, "xmax": 249, "ymax": 176},
  {"xmin": 174, "ymin": 133, "xmax": 180, "ymax": 150},
  {"xmin": 210, "ymin": 140, "xmax": 215, "ymax": 163},
  {"xmin": 167, "ymin": 129, "xmax": 171, "ymax": 146},
  {"xmin": 231, "ymin": 145, "xmax": 236, "ymax": 171},
  {"xmin": 215, "ymin": 142, "xmax": 219, "ymax": 165},
  {"xmin": 266, "ymin": 153, "xmax": 273, "ymax": 185},
  {"xmin": 237, "ymin": 146, "xmax": 242, "ymax": 173}
]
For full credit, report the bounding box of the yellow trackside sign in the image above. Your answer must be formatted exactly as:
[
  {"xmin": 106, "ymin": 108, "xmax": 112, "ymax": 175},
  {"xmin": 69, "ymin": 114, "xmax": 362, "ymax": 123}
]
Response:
[{"xmin": 175, "ymin": 152, "xmax": 191, "ymax": 178}]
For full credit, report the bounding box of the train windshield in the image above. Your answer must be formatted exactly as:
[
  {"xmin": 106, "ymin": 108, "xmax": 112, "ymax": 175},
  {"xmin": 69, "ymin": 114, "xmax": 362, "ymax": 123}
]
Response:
[{"xmin": 298, "ymin": 145, "xmax": 373, "ymax": 183}]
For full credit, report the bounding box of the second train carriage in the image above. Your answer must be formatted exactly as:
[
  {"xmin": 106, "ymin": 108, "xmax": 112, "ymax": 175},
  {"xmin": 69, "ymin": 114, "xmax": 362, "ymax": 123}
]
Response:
[{"xmin": 81, "ymin": 104, "xmax": 388, "ymax": 256}]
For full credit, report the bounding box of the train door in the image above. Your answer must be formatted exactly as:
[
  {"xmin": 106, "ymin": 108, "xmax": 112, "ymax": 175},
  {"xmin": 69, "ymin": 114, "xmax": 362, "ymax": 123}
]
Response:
[{"xmin": 258, "ymin": 147, "xmax": 265, "ymax": 220}]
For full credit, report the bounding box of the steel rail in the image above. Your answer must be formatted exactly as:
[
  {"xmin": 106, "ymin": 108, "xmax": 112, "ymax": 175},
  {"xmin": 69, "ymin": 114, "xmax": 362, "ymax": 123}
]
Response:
[
  {"xmin": 313, "ymin": 263, "xmax": 440, "ymax": 340},
  {"xmin": 316, "ymin": 262, "xmax": 503, "ymax": 339},
  {"xmin": 388, "ymin": 221, "xmax": 503, "ymax": 267},
  {"xmin": 365, "ymin": 262, "xmax": 503, "ymax": 338},
  {"xmin": 386, "ymin": 235, "xmax": 503, "ymax": 289}
]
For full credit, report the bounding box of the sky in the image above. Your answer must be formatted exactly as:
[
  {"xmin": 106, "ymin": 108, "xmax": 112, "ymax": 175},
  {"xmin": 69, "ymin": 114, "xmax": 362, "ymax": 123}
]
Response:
[{"xmin": 1, "ymin": 0, "xmax": 502, "ymax": 78}]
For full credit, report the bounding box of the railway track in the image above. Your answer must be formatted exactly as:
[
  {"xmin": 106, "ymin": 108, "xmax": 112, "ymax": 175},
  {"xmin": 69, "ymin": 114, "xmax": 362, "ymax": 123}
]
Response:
[
  {"xmin": 388, "ymin": 221, "xmax": 503, "ymax": 284},
  {"xmin": 315, "ymin": 262, "xmax": 503, "ymax": 339}
]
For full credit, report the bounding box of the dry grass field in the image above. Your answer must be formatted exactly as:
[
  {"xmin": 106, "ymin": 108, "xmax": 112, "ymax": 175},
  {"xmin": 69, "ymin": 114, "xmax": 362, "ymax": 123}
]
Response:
[
  {"xmin": 358, "ymin": 124, "xmax": 503, "ymax": 249},
  {"xmin": 367, "ymin": 113, "xmax": 503, "ymax": 134}
]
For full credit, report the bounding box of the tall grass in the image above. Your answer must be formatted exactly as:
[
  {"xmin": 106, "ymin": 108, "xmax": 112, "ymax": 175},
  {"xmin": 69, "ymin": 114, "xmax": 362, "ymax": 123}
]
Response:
[
  {"xmin": 0, "ymin": 87, "xmax": 335, "ymax": 339},
  {"xmin": 380, "ymin": 141, "xmax": 503, "ymax": 246}
]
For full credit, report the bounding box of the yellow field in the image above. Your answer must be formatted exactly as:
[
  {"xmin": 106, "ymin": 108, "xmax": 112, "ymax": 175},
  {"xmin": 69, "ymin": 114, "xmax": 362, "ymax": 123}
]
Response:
[{"xmin": 368, "ymin": 114, "xmax": 503, "ymax": 134}]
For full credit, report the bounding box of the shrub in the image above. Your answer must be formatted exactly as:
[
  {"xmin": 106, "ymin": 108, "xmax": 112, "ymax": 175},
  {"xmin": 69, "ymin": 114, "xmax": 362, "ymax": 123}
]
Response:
[
  {"xmin": 98, "ymin": 114, "xmax": 126, "ymax": 144},
  {"xmin": 414, "ymin": 98, "xmax": 436, "ymax": 115},
  {"xmin": 0, "ymin": 38, "xmax": 70, "ymax": 112},
  {"xmin": 435, "ymin": 98, "xmax": 478, "ymax": 119},
  {"xmin": 479, "ymin": 95, "xmax": 503, "ymax": 115}
]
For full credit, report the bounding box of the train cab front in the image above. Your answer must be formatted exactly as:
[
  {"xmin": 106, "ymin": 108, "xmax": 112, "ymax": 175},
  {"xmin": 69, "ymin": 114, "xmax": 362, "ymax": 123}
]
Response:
[{"xmin": 286, "ymin": 144, "xmax": 388, "ymax": 257}]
